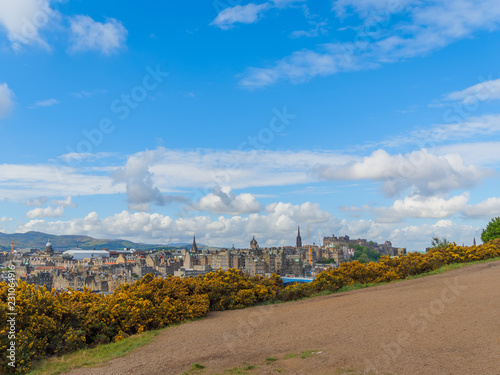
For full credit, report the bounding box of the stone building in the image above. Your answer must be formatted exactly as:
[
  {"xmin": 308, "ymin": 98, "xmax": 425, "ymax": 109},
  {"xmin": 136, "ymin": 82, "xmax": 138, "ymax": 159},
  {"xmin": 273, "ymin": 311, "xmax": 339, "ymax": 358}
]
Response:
[
  {"xmin": 245, "ymin": 256, "xmax": 266, "ymax": 277},
  {"xmin": 210, "ymin": 250, "xmax": 233, "ymax": 272}
]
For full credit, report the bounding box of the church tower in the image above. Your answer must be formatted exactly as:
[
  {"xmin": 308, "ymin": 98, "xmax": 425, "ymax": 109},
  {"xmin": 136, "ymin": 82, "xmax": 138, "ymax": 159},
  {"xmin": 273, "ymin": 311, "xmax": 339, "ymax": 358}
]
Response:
[
  {"xmin": 296, "ymin": 226, "xmax": 302, "ymax": 248},
  {"xmin": 250, "ymin": 236, "xmax": 258, "ymax": 250},
  {"xmin": 191, "ymin": 235, "xmax": 199, "ymax": 254}
]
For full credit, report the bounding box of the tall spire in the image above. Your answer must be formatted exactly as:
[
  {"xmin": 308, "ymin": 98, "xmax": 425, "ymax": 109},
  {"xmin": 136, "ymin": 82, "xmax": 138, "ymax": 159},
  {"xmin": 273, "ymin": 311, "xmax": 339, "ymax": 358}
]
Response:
[
  {"xmin": 473, "ymin": 237, "xmax": 476, "ymax": 246},
  {"xmin": 296, "ymin": 226, "xmax": 302, "ymax": 248},
  {"xmin": 191, "ymin": 235, "xmax": 198, "ymax": 254}
]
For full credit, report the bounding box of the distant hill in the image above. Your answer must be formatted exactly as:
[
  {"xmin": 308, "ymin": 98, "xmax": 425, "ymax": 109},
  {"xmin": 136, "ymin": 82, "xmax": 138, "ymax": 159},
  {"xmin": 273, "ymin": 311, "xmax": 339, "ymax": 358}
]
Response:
[{"xmin": 0, "ymin": 231, "xmax": 206, "ymax": 252}]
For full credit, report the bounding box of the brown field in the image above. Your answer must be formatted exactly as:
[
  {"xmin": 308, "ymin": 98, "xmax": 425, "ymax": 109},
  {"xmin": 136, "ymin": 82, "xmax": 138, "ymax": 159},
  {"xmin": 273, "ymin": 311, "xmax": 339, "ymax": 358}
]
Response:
[{"xmin": 67, "ymin": 261, "xmax": 500, "ymax": 375}]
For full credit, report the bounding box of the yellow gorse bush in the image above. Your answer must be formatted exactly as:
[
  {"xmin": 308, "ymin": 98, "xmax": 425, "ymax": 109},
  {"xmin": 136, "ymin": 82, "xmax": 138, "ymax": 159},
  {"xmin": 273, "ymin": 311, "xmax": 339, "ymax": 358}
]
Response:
[
  {"xmin": 0, "ymin": 268, "xmax": 281, "ymax": 373},
  {"xmin": 1, "ymin": 241, "xmax": 499, "ymax": 374},
  {"xmin": 303, "ymin": 241, "xmax": 500, "ymax": 297}
]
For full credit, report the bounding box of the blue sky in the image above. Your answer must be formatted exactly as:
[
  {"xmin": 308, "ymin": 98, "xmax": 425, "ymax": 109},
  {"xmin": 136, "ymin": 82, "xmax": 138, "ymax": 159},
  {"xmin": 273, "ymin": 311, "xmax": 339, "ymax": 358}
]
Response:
[{"xmin": 1, "ymin": 0, "xmax": 500, "ymax": 251}]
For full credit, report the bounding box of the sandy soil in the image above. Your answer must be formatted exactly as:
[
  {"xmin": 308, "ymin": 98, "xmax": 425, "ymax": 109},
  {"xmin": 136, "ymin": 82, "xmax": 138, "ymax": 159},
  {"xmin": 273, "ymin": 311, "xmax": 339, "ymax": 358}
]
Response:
[{"xmin": 67, "ymin": 261, "xmax": 500, "ymax": 375}]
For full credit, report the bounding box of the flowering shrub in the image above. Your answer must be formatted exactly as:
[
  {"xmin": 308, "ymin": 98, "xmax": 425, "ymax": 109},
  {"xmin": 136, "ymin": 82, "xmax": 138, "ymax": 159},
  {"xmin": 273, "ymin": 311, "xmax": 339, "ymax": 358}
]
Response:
[
  {"xmin": 0, "ymin": 269, "xmax": 280, "ymax": 373},
  {"xmin": 279, "ymin": 241, "xmax": 500, "ymax": 300},
  {"xmin": 0, "ymin": 242, "xmax": 498, "ymax": 374}
]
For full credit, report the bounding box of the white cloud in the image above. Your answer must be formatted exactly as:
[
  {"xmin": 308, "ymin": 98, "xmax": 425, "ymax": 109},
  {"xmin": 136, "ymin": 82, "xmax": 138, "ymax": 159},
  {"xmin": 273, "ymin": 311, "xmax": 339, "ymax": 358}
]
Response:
[
  {"xmin": 239, "ymin": 49, "xmax": 344, "ymax": 89},
  {"xmin": 240, "ymin": 0, "xmax": 500, "ymax": 88},
  {"xmin": 444, "ymin": 78, "xmax": 500, "ymax": 103},
  {"xmin": 16, "ymin": 203, "xmax": 489, "ymax": 250},
  {"xmin": 25, "ymin": 196, "xmax": 48, "ymax": 206},
  {"xmin": 58, "ymin": 152, "xmax": 119, "ymax": 163},
  {"xmin": 148, "ymin": 148, "xmax": 352, "ymax": 191},
  {"xmin": 194, "ymin": 187, "xmax": 262, "ymax": 215},
  {"xmin": 462, "ymin": 197, "xmax": 500, "ymax": 218},
  {"xmin": 51, "ymin": 195, "xmax": 76, "ymax": 208},
  {"xmin": 290, "ymin": 20, "xmax": 328, "ymax": 39},
  {"xmin": 0, "ymin": 217, "xmax": 13, "ymax": 222},
  {"xmin": 272, "ymin": 0, "xmax": 306, "ymax": 7},
  {"xmin": 6, "ymin": 146, "xmax": 492, "ymax": 205},
  {"xmin": 24, "ymin": 196, "xmax": 74, "ymax": 219},
  {"xmin": 433, "ymin": 142, "xmax": 500, "ymax": 167},
  {"xmin": 68, "ymin": 15, "xmax": 127, "ymax": 55},
  {"xmin": 0, "ymin": 147, "xmax": 494, "ymax": 206},
  {"xmin": 26, "ymin": 205, "xmax": 64, "ymax": 218},
  {"xmin": 0, "ymin": 0, "xmax": 57, "ymax": 51},
  {"xmin": 374, "ymin": 193, "xmax": 470, "ymax": 221},
  {"xmin": 315, "ymin": 149, "xmax": 489, "ymax": 196},
  {"xmin": 0, "ymin": 83, "xmax": 15, "ymax": 118},
  {"xmin": 391, "ymin": 220, "xmax": 480, "ymax": 250},
  {"xmin": 113, "ymin": 149, "xmax": 187, "ymax": 212},
  {"xmin": 0, "ymin": 163, "xmax": 123, "ymax": 201},
  {"xmin": 29, "ymin": 98, "xmax": 59, "ymax": 108},
  {"xmin": 333, "ymin": 0, "xmax": 417, "ymax": 18},
  {"xmin": 17, "ymin": 202, "xmax": 334, "ymax": 247},
  {"xmin": 211, "ymin": 0, "xmax": 305, "ymax": 30},
  {"xmin": 379, "ymin": 115, "xmax": 500, "ymax": 150},
  {"xmin": 211, "ymin": 3, "xmax": 272, "ymax": 29}
]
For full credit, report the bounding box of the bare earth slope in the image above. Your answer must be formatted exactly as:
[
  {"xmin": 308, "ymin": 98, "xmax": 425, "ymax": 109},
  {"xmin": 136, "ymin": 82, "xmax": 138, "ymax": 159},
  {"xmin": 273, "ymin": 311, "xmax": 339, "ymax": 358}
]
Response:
[{"xmin": 68, "ymin": 261, "xmax": 500, "ymax": 375}]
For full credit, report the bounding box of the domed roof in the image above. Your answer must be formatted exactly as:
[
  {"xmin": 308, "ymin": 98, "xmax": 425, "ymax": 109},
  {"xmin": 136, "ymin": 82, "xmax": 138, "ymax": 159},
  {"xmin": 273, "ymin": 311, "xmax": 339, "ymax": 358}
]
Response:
[{"xmin": 45, "ymin": 240, "xmax": 52, "ymax": 247}]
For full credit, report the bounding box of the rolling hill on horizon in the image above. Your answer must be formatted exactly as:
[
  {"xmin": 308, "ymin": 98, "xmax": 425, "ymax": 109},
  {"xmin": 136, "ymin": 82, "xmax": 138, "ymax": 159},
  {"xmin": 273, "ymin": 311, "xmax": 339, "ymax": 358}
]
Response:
[{"xmin": 0, "ymin": 231, "xmax": 198, "ymax": 251}]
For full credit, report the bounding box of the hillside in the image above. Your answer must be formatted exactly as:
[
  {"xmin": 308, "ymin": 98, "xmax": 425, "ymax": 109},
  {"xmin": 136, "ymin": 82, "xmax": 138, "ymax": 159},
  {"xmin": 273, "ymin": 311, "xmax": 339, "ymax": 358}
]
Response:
[
  {"xmin": 67, "ymin": 261, "xmax": 500, "ymax": 375},
  {"xmin": 0, "ymin": 231, "xmax": 159, "ymax": 251}
]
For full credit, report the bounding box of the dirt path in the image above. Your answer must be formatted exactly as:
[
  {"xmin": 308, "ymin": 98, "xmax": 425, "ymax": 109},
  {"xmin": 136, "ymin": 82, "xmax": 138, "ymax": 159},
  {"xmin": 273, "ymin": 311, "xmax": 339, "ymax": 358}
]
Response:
[{"xmin": 68, "ymin": 261, "xmax": 500, "ymax": 375}]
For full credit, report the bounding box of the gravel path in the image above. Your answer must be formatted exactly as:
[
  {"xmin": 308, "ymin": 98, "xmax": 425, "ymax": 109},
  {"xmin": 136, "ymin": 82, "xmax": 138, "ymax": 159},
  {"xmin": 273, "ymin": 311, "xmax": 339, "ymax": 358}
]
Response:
[{"xmin": 67, "ymin": 261, "xmax": 500, "ymax": 375}]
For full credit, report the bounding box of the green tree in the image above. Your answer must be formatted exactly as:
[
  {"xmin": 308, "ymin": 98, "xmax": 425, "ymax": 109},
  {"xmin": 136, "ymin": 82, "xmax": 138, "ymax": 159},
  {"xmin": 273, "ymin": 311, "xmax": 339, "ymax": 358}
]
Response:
[
  {"xmin": 430, "ymin": 236, "xmax": 450, "ymax": 249},
  {"xmin": 318, "ymin": 257, "xmax": 336, "ymax": 264},
  {"xmin": 481, "ymin": 217, "xmax": 500, "ymax": 243}
]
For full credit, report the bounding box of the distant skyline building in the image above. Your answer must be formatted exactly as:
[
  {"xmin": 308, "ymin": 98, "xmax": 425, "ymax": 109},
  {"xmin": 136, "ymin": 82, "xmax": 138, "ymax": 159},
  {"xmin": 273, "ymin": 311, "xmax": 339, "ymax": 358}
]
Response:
[{"xmin": 296, "ymin": 226, "xmax": 302, "ymax": 248}]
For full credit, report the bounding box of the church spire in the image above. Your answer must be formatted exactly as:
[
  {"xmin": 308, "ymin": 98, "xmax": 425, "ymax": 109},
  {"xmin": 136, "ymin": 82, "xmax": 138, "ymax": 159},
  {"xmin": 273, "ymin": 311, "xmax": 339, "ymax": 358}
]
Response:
[
  {"xmin": 191, "ymin": 235, "xmax": 198, "ymax": 254},
  {"xmin": 296, "ymin": 226, "xmax": 302, "ymax": 248}
]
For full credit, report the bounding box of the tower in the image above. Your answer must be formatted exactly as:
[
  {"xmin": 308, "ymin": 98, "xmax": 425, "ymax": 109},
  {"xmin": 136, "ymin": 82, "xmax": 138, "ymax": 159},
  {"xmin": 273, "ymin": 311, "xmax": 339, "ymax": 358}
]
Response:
[
  {"xmin": 191, "ymin": 235, "xmax": 199, "ymax": 254},
  {"xmin": 473, "ymin": 237, "xmax": 476, "ymax": 246},
  {"xmin": 296, "ymin": 226, "xmax": 302, "ymax": 248},
  {"xmin": 44, "ymin": 239, "xmax": 54, "ymax": 256},
  {"xmin": 250, "ymin": 236, "xmax": 258, "ymax": 250}
]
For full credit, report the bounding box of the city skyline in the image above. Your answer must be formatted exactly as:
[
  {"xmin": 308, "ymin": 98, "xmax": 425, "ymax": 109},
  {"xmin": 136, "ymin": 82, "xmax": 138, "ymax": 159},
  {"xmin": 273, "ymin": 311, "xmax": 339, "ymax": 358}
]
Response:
[{"xmin": 1, "ymin": 1, "xmax": 500, "ymax": 251}]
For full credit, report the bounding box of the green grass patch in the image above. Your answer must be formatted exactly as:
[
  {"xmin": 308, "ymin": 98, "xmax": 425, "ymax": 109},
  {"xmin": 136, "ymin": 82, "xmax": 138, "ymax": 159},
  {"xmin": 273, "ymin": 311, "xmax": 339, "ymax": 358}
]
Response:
[
  {"xmin": 191, "ymin": 363, "xmax": 205, "ymax": 370},
  {"xmin": 284, "ymin": 353, "xmax": 298, "ymax": 360},
  {"xmin": 300, "ymin": 350, "xmax": 319, "ymax": 359},
  {"xmin": 266, "ymin": 357, "xmax": 278, "ymax": 364},
  {"xmin": 181, "ymin": 363, "xmax": 206, "ymax": 374},
  {"xmin": 310, "ymin": 290, "xmax": 335, "ymax": 297},
  {"xmin": 28, "ymin": 328, "xmax": 164, "ymax": 375}
]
